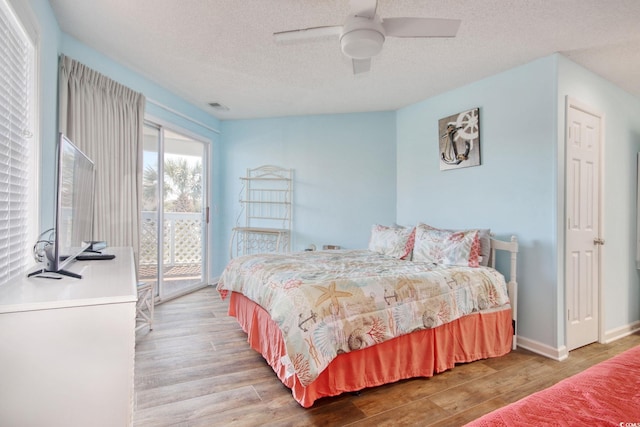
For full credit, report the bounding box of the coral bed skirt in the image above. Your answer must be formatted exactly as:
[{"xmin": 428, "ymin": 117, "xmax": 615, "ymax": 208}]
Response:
[{"xmin": 228, "ymin": 291, "xmax": 513, "ymax": 408}]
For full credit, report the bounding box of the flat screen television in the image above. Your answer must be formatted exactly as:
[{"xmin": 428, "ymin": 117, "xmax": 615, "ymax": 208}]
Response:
[{"xmin": 37, "ymin": 134, "xmax": 95, "ymax": 278}]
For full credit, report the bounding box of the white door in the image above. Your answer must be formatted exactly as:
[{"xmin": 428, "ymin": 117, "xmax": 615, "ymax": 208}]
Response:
[{"xmin": 565, "ymin": 98, "xmax": 602, "ymax": 351}]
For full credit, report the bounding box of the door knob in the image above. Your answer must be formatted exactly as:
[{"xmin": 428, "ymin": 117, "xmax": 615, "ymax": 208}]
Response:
[{"xmin": 594, "ymin": 238, "xmax": 605, "ymax": 245}]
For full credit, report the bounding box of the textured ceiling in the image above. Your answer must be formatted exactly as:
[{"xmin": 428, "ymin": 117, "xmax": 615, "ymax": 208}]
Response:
[{"xmin": 48, "ymin": 0, "xmax": 640, "ymax": 120}]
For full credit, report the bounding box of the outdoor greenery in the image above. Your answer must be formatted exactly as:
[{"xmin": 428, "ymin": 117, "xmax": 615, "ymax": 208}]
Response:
[{"xmin": 143, "ymin": 158, "xmax": 202, "ymax": 212}]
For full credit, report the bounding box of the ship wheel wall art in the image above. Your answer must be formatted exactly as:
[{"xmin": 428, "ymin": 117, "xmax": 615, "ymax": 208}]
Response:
[{"xmin": 438, "ymin": 108, "xmax": 481, "ymax": 171}]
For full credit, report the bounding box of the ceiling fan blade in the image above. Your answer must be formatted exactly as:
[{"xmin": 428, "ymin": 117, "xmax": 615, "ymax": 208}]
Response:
[
  {"xmin": 352, "ymin": 58, "xmax": 371, "ymax": 74},
  {"xmin": 274, "ymin": 25, "xmax": 342, "ymax": 43},
  {"xmin": 382, "ymin": 17, "xmax": 461, "ymax": 38},
  {"xmin": 350, "ymin": 0, "xmax": 377, "ymax": 19}
]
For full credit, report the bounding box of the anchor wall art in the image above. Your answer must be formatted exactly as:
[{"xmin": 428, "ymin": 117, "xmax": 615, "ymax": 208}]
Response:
[{"xmin": 438, "ymin": 108, "xmax": 481, "ymax": 171}]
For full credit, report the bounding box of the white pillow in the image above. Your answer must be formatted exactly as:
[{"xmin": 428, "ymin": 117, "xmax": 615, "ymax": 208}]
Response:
[
  {"xmin": 368, "ymin": 224, "xmax": 415, "ymax": 259},
  {"xmin": 431, "ymin": 227, "xmax": 491, "ymax": 266},
  {"xmin": 412, "ymin": 223, "xmax": 480, "ymax": 267}
]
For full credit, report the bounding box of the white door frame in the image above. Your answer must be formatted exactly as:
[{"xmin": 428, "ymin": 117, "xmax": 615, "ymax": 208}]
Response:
[
  {"xmin": 563, "ymin": 96, "xmax": 605, "ymax": 352},
  {"xmin": 143, "ymin": 116, "xmax": 212, "ymax": 303}
]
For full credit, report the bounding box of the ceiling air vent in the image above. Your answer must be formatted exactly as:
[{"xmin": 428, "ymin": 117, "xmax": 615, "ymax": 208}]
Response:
[{"xmin": 208, "ymin": 102, "xmax": 230, "ymax": 112}]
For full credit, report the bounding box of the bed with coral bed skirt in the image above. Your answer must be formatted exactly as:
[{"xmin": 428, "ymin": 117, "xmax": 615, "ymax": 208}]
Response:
[{"xmin": 217, "ymin": 232, "xmax": 519, "ymax": 407}]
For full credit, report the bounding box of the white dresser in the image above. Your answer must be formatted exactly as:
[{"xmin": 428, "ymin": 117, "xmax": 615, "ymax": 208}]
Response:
[{"xmin": 0, "ymin": 247, "xmax": 137, "ymax": 427}]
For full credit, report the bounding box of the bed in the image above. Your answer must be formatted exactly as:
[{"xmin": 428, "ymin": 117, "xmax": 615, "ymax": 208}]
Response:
[{"xmin": 217, "ymin": 223, "xmax": 519, "ymax": 407}]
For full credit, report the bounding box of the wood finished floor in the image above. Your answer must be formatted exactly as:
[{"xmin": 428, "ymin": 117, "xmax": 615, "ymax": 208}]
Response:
[{"xmin": 134, "ymin": 286, "xmax": 640, "ymax": 427}]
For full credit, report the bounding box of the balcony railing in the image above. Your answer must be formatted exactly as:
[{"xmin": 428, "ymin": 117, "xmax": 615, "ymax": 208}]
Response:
[{"xmin": 139, "ymin": 211, "xmax": 203, "ymax": 292}]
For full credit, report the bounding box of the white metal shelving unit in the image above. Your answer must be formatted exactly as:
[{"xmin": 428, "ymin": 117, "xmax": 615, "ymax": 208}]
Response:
[{"xmin": 230, "ymin": 165, "xmax": 293, "ymax": 258}]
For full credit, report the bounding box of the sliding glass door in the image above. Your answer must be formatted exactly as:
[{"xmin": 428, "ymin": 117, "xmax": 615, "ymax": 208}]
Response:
[{"xmin": 140, "ymin": 123, "xmax": 209, "ymax": 301}]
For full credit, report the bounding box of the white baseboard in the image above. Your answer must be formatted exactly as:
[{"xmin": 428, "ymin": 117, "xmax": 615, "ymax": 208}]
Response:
[
  {"xmin": 516, "ymin": 321, "xmax": 640, "ymax": 360},
  {"xmin": 602, "ymin": 320, "xmax": 640, "ymax": 344},
  {"xmin": 516, "ymin": 336, "xmax": 568, "ymax": 361}
]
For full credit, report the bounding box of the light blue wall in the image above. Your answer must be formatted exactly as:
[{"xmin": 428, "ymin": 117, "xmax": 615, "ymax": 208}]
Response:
[
  {"xmin": 557, "ymin": 55, "xmax": 640, "ymax": 339},
  {"xmin": 396, "ymin": 56, "xmax": 559, "ymax": 348},
  {"xmin": 220, "ymin": 112, "xmax": 397, "ymax": 269},
  {"xmin": 396, "ymin": 54, "xmax": 640, "ymax": 353}
]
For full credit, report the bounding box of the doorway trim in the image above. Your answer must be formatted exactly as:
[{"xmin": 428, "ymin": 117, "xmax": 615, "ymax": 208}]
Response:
[{"xmin": 143, "ymin": 115, "xmax": 212, "ymax": 304}]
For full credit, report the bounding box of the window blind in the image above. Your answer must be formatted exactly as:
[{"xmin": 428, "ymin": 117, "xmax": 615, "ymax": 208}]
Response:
[{"xmin": 0, "ymin": 0, "xmax": 33, "ymax": 286}]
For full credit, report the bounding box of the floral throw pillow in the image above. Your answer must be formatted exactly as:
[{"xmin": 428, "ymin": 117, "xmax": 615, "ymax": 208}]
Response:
[
  {"xmin": 413, "ymin": 223, "xmax": 480, "ymax": 267},
  {"xmin": 368, "ymin": 224, "xmax": 415, "ymax": 259}
]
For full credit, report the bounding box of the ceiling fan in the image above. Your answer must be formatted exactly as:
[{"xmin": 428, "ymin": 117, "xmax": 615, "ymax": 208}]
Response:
[{"xmin": 273, "ymin": 0, "xmax": 461, "ymax": 74}]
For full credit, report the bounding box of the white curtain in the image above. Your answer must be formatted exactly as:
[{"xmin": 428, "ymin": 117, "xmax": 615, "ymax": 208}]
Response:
[{"xmin": 58, "ymin": 55, "xmax": 145, "ymax": 266}]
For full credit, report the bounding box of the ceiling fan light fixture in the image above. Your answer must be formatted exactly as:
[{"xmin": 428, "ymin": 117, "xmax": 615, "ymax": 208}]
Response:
[
  {"xmin": 340, "ymin": 29, "xmax": 384, "ymax": 59},
  {"xmin": 273, "ymin": 2, "xmax": 461, "ymax": 74}
]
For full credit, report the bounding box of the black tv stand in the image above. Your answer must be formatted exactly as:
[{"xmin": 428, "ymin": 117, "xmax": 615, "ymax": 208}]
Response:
[{"xmin": 27, "ymin": 268, "xmax": 82, "ymax": 279}]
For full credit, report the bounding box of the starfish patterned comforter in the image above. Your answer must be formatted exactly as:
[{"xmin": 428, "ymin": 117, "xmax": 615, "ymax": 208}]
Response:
[{"xmin": 217, "ymin": 249, "xmax": 510, "ymax": 387}]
